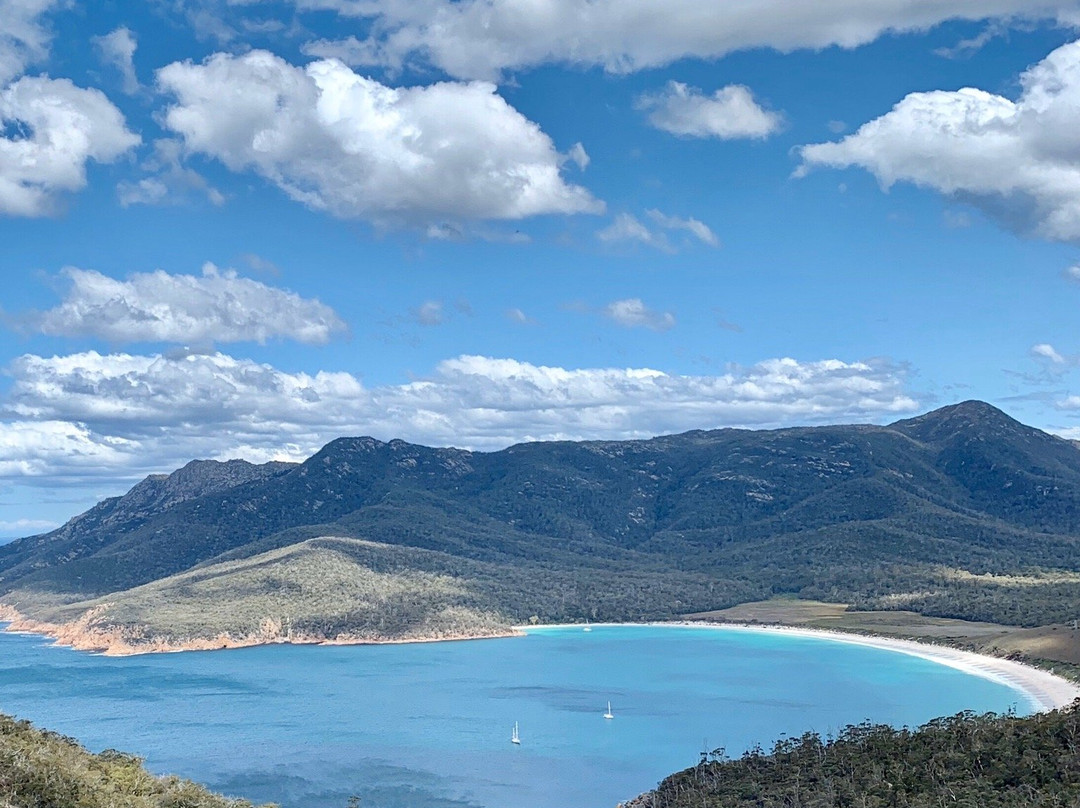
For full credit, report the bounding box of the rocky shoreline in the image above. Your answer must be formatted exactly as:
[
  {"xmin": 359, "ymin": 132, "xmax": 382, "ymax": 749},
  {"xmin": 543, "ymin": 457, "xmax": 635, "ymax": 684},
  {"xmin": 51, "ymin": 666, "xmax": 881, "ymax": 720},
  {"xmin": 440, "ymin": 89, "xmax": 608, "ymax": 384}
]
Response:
[{"xmin": 0, "ymin": 603, "xmax": 521, "ymax": 655}]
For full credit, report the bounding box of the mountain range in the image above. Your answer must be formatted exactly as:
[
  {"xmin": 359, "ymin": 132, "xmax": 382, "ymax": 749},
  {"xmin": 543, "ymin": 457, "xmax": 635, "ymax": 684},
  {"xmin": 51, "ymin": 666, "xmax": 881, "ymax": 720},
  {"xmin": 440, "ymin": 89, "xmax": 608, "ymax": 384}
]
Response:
[{"xmin": 3, "ymin": 400, "xmax": 1080, "ymax": 651}]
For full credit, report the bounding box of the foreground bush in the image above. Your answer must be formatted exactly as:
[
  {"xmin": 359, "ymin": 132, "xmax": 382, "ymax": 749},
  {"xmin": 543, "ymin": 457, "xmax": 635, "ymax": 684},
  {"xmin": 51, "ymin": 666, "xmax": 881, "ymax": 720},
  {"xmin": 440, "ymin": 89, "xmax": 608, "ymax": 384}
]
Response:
[
  {"xmin": 638, "ymin": 702, "xmax": 1080, "ymax": 807},
  {"xmin": 0, "ymin": 713, "xmax": 272, "ymax": 808}
]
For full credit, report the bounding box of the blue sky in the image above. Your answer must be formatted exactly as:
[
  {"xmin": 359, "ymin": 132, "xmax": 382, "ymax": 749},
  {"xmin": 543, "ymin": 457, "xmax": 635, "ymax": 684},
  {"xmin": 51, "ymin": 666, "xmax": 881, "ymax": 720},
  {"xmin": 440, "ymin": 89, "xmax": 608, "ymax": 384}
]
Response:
[{"xmin": 3, "ymin": 0, "xmax": 1080, "ymax": 537}]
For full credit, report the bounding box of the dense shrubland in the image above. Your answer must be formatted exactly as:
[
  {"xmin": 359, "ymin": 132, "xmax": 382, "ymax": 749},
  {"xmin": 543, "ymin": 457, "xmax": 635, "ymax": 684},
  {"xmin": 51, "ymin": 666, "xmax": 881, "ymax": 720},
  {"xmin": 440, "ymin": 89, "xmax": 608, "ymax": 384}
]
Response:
[
  {"xmin": 634, "ymin": 703, "xmax": 1080, "ymax": 808},
  {"xmin": 0, "ymin": 713, "xmax": 271, "ymax": 808}
]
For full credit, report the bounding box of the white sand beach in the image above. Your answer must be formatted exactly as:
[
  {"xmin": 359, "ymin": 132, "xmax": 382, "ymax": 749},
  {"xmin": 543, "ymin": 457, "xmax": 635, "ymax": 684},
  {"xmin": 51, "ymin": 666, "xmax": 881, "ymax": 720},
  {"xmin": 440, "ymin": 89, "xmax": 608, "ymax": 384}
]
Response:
[{"xmin": 521, "ymin": 621, "xmax": 1080, "ymax": 713}]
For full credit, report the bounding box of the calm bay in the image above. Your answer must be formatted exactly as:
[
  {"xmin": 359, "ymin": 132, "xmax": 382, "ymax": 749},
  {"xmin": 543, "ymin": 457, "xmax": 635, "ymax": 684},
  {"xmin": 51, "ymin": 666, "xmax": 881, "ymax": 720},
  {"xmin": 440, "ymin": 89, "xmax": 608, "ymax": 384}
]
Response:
[{"xmin": 0, "ymin": 624, "xmax": 1031, "ymax": 808}]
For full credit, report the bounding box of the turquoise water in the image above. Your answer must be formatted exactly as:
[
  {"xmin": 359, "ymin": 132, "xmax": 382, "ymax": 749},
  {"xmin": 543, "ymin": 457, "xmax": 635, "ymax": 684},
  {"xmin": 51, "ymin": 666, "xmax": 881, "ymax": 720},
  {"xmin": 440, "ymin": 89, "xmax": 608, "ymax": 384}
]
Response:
[{"xmin": 0, "ymin": 624, "xmax": 1030, "ymax": 808}]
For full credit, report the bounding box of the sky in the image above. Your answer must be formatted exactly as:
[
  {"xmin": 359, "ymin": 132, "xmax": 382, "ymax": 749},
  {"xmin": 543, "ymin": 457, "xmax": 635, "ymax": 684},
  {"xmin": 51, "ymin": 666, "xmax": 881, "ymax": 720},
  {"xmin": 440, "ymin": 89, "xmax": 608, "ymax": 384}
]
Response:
[{"xmin": 3, "ymin": 1, "xmax": 1080, "ymax": 537}]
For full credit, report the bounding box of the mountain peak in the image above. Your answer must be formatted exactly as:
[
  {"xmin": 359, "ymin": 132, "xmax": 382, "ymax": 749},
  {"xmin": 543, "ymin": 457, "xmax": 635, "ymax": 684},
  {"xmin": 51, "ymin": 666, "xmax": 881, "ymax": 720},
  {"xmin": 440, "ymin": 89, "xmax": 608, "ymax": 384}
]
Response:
[{"xmin": 888, "ymin": 400, "xmax": 1026, "ymax": 443}]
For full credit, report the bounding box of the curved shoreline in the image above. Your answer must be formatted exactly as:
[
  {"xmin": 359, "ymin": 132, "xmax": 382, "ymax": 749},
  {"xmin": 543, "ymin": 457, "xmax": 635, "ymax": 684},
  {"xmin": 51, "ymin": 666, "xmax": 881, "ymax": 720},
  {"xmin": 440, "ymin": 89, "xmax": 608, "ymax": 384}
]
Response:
[
  {"xmin": 521, "ymin": 621, "xmax": 1080, "ymax": 713},
  {"xmin": 3, "ymin": 603, "xmax": 1079, "ymax": 713}
]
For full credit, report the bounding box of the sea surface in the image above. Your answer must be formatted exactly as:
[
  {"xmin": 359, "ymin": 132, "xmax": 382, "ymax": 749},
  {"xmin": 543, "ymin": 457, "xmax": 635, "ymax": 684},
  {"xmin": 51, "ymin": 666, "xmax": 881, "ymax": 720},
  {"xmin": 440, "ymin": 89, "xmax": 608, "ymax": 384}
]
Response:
[{"xmin": 0, "ymin": 623, "xmax": 1031, "ymax": 808}]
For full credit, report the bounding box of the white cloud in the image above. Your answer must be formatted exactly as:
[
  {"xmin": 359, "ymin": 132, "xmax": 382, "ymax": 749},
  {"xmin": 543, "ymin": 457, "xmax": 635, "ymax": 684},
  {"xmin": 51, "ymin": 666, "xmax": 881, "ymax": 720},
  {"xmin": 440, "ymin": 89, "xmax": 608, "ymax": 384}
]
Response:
[
  {"xmin": 597, "ymin": 213, "xmax": 673, "ymax": 252},
  {"xmin": 295, "ymin": 0, "xmax": 1079, "ymax": 80},
  {"xmin": 1064, "ymin": 262, "xmax": 1080, "ymax": 282},
  {"xmin": 1033, "ymin": 342, "xmax": 1066, "ymax": 364},
  {"xmin": 0, "ymin": 350, "xmax": 919, "ymax": 485},
  {"xmin": 156, "ymin": 50, "xmax": 602, "ymax": 226},
  {"xmin": 506, "ymin": 307, "xmax": 536, "ymax": 325},
  {"xmin": 117, "ymin": 138, "xmax": 225, "ymax": 208},
  {"xmin": 598, "ymin": 210, "xmax": 718, "ymax": 251},
  {"xmin": 412, "ymin": 300, "xmax": 444, "ymax": 326},
  {"xmin": 0, "ymin": 419, "xmax": 136, "ymax": 479},
  {"xmin": 637, "ymin": 82, "xmax": 781, "ymax": 139},
  {"xmin": 0, "ymin": 517, "xmax": 58, "ymax": 534},
  {"xmin": 566, "ymin": 142, "xmax": 590, "ymax": 170},
  {"xmin": 0, "ymin": 0, "xmax": 56, "ymax": 84},
  {"xmin": 27, "ymin": 264, "xmax": 347, "ymax": 345},
  {"xmin": 933, "ymin": 22, "xmax": 1007, "ymax": 59},
  {"xmin": 93, "ymin": 27, "xmax": 138, "ymax": 94},
  {"xmin": 0, "ymin": 75, "xmax": 139, "ymax": 216},
  {"xmin": 646, "ymin": 209, "xmax": 719, "ymax": 246},
  {"xmin": 603, "ymin": 298, "xmax": 676, "ymax": 331},
  {"xmin": 795, "ymin": 39, "xmax": 1080, "ymax": 242}
]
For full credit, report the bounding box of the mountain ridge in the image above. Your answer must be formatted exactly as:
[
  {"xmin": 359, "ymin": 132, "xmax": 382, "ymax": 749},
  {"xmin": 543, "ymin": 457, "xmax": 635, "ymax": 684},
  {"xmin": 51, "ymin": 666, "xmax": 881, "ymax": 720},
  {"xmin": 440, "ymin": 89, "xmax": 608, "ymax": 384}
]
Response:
[{"xmin": 3, "ymin": 400, "xmax": 1080, "ymax": 651}]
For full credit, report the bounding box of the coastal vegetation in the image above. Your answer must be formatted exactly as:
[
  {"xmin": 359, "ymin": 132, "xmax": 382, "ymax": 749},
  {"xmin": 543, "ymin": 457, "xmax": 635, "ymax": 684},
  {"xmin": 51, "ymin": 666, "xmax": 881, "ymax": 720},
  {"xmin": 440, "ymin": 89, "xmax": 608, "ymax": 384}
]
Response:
[
  {"xmin": 632, "ymin": 702, "xmax": 1080, "ymax": 807},
  {"xmin": 0, "ymin": 712, "xmax": 270, "ymax": 808},
  {"xmin": 694, "ymin": 599, "xmax": 1080, "ymax": 676},
  {"xmin": 4, "ymin": 400, "xmax": 1080, "ymax": 652}
]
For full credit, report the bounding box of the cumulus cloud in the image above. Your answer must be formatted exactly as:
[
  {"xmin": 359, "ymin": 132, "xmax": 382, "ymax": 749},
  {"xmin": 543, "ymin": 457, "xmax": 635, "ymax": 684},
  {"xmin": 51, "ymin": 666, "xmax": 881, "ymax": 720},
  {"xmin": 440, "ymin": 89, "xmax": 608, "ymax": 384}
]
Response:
[
  {"xmin": 598, "ymin": 210, "xmax": 717, "ymax": 251},
  {"xmin": 26, "ymin": 264, "xmax": 347, "ymax": 345},
  {"xmin": 1056, "ymin": 396, "xmax": 1080, "ymax": 411},
  {"xmin": 295, "ymin": 0, "xmax": 1078, "ymax": 80},
  {"xmin": 0, "ymin": 419, "xmax": 136, "ymax": 479},
  {"xmin": 0, "ymin": 76, "xmax": 139, "ymax": 216},
  {"xmin": 1064, "ymin": 263, "xmax": 1080, "ymax": 282},
  {"xmin": 156, "ymin": 50, "xmax": 602, "ymax": 226},
  {"xmin": 0, "ymin": 349, "xmax": 919, "ymax": 485},
  {"xmin": 93, "ymin": 26, "xmax": 138, "ymax": 94},
  {"xmin": 603, "ymin": 298, "xmax": 676, "ymax": 331},
  {"xmin": 637, "ymin": 82, "xmax": 782, "ymax": 139},
  {"xmin": 0, "ymin": 0, "xmax": 56, "ymax": 84},
  {"xmin": 795, "ymin": 39, "xmax": 1080, "ymax": 243}
]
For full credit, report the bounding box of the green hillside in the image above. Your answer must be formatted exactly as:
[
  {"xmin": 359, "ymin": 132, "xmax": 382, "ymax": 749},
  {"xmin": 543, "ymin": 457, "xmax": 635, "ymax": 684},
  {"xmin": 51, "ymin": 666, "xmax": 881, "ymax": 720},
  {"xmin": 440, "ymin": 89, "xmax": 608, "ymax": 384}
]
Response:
[{"xmin": 4, "ymin": 400, "xmax": 1080, "ymax": 647}]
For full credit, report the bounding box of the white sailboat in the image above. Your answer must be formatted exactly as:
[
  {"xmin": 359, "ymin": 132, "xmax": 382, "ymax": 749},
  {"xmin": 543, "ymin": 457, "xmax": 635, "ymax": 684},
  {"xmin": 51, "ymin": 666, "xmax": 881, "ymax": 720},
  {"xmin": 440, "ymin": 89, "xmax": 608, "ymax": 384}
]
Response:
[
  {"xmin": 583, "ymin": 619, "xmax": 591, "ymax": 632},
  {"xmin": 603, "ymin": 701, "xmax": 614, "ymax": 720},
  {"xmin": 511, "ymin": 721, "xmax": 521, "ymax": 744}
]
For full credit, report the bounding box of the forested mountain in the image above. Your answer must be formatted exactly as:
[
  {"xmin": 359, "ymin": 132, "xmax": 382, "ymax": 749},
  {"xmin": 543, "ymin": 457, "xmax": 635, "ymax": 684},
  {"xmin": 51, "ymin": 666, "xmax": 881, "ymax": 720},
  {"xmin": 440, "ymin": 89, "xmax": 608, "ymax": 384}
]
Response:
[{"xmin": 3, "ymin": 400, "xmax": 1080, "ymax": 647}]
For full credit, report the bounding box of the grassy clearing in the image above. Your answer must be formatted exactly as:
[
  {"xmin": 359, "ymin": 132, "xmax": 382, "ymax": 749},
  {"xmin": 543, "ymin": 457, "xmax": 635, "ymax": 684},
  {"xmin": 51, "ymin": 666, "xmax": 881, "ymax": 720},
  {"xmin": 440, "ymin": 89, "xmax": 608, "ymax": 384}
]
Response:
[{"xmin": 5, "ymin": 537, "xmax": 509, "ymax": 650}]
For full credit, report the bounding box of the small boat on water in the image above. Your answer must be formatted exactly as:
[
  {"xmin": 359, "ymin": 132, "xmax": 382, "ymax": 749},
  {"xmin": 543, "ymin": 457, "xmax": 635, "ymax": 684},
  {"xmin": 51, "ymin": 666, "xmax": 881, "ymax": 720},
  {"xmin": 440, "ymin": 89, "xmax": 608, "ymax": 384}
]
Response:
[
  {"xmin": 511, "ymin": 721, "xmax": 521, "ymax": 744},
  {"xmin": 583, "ymin": 620, "xmax": 592, "ymax": 632},
  {"xmin": 604, "ymin": 701, "xmax": 614, "ymax": 720}
]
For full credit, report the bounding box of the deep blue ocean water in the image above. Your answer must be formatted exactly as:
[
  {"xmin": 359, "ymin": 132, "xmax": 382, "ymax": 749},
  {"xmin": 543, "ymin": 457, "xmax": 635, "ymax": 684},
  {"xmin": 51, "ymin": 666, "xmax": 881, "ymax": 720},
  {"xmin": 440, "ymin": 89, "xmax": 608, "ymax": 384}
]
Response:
[{"xmin": 0, "ymin": 623, "xmax": 1031, "ymax": 808}]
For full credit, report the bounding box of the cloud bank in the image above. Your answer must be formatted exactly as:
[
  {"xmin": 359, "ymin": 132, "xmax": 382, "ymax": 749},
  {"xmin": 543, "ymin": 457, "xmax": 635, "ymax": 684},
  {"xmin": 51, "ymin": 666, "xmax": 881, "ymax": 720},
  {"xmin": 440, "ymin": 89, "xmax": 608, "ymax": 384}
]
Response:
[
  {"xmin": 28, "ymin": 265, "xmax": 346, "ymax": 345},
  {"xmin": 297, "ymin": 0, "xmax": 1080, "ymax": 80},
  {"xmin": 0, "ymin": 350, "xmax": 919, "ymax": 486}
]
